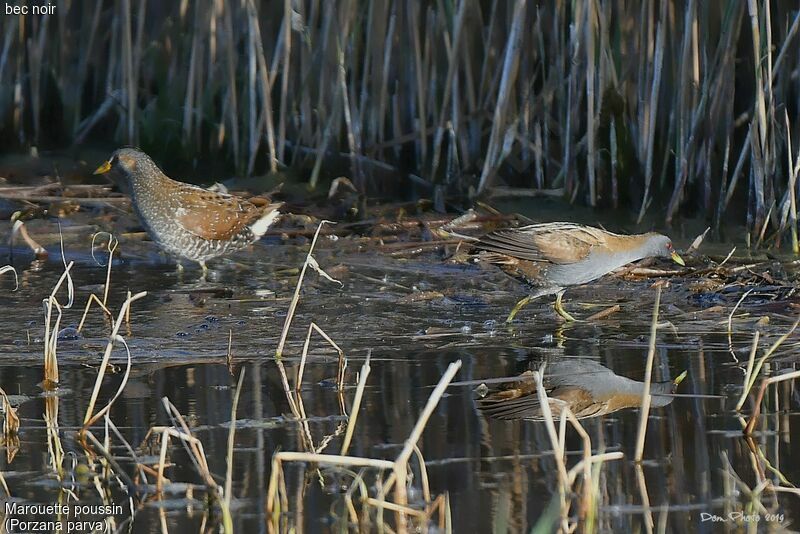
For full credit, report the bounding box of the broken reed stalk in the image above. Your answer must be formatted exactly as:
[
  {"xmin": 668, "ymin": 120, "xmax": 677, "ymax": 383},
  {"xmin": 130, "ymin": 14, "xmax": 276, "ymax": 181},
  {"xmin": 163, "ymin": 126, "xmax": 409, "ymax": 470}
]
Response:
[
  {"xmin": 157, "ymin": 398, "xmax": 233, "ymax": 532},
  {"xmin": 267, "ymin": 451, "xmax": 395, "ymax": 522},
  {"xmin": 735, "ymin": 315, "xmax": 800, "ymax": 411},
  {"xmin": 275, "ymin": 220, "xmax": 334, "ymax": 359},
  {"xmin": 43, "ymin": 261, "xmax": 75, "ymax": 387},
  {"xmin": 82, "ymin": 429, "xmax": 136, "ymax": 491},
  {"xmin": 224, "ymin": 367, "xmax": 246, "ymax": 513},
  {"xmin": 104, "ymin": 415, "xmax": 149, "ymax": 485},
  {"xmin": 295, "ymin": 322, "xmax": 345, "ymax": 392},
  {"xmin": 393, "ymin": 360, "xmax": 461, "ymax": 529},
  {"xmin": 744, "ymin": 370, "xmax": 800, "ymax": 435},
  {"xmin": 82, "ymin": 291, "xmax": 147, "ymax": 430},
  {"xmin": 82, "ymin": 334, "xmax": 132, "ymax": 431},
  {"xmin": 267, "ymin": 360, "xmax": 460, "ymax": 531},
  {"xmin": 78, "ymin": 233, "xmax": 119, "ymax": 332},
  {"xmin": 727, "ymin": 288, "xmax": 755, "ymax": 345},
  {"xmin": 735, "ymin": 329, "xmax": 761, "ymax": 409},
  {"xmin": 340, "ymin": 354, "xmax": 371, "ymax": 456},
  {"xmin": 634, "ymin": 284, "xmax": 662, "ymax": 462}
]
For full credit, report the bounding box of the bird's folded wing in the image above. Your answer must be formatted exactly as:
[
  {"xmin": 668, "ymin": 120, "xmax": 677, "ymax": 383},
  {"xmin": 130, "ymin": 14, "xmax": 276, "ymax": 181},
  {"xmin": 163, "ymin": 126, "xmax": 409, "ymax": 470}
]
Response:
[
  {"xmin": 175, "ymin": 188, "xmax": 262, "ymax": 241},
  {"xmin": 475, "ymin": 227, "xmax": 596, "ymax": 264}
]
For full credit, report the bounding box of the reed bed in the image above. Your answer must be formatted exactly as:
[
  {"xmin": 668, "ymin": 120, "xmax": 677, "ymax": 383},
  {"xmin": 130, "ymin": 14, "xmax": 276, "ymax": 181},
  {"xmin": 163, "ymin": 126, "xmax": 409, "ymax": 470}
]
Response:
[{"xmin": 3, "ymin": 2, "xmax": 800, "ymax": 241}]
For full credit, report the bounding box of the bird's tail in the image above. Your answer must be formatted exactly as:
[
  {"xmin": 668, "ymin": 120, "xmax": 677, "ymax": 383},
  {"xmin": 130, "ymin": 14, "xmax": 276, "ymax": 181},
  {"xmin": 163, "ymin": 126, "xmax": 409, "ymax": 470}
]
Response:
[{"xmin": 250, "ymin": 202, "xmax": 283, "ymax": 238}]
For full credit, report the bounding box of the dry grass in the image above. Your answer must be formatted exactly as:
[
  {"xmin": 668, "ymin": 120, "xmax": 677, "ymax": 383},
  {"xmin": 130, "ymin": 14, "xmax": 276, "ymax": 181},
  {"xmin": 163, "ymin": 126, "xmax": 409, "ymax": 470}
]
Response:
[
  {"xmin": 267, "ymin": 360, "xmax": 461, "ymax": 533},
  {"xmin": 3, "ymin": 3, "xmax": 800, "ymax": 237},
  {"xmin": 527, "ymin": 364, "xmax": 624, "ymax": 532}
]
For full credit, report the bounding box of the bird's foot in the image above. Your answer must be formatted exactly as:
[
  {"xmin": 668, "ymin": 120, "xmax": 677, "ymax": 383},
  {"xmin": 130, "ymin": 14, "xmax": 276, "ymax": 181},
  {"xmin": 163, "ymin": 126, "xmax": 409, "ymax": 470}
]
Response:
[
  {"xmin": 506, "ymin": 295, "xmax": 533, "ymax": 323},
  {"xmin": 554, "ymin": 291, "xmax": 578, "ymax": 322}
]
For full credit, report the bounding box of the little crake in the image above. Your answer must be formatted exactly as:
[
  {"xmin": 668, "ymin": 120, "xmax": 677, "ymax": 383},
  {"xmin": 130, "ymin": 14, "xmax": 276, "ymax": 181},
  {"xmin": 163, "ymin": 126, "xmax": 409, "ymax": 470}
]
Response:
[{"xmin": 474, "ymin": 222, "xmax": 684, "ymax": 321}]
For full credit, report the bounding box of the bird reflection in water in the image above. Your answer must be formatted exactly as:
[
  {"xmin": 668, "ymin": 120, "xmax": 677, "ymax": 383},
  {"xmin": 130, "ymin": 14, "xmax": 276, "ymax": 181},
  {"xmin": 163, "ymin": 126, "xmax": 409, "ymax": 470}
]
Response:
[{"xmin": 477, "ymin": 358, "xmax": 686, "ymax": 420}]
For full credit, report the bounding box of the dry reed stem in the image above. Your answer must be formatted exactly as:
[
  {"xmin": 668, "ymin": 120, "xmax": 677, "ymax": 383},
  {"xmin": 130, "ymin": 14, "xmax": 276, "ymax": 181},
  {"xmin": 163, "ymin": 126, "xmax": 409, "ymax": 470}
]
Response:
[
  {"xmin": 226, "ymin": 329, "xmax": 234, "ymax": 375},
  {"xmin": 477, "ymin": 0, "xmax": 526, "ymax": 194},
  {"xmin": 42, "ymin": 260, "xmax": 75, "ymax": 386},
  {"xmin": 782, "ymin": 109, "xmax": 800, "ymax": 254},
  {"xmin": 92, "ymin": 233, "xmax": 118, "ymax": 306},
  {"xmin": 82, "ymin": 333, "xmax": 132, "ymax": 430},
  {"xmin": 295, "ymin": 322, "xmax": 345, "ymax": 392},
  {"xmin": 224, "ymin": 368, "xmax": 246, "ymax": 512},
  {"xmin": 267, "ymin": 361, "xmax": 459, "ymax": 531},
  {"xmin": 43, "ymin": 396, "xmax": 62, "ymax": 475},
  {"xmin": 727, "ymin": 288, "xmax": 755, "ymax": 349},
  {"xmin": 735, "ymin": 329, "xmax": 761, "ymax": 410},
  {"xmin": 157, "ymin": 399, "xmax": 234, "ymax": 532},
  {"xmin": 635, "ymin": 463, "xmax": 655, "ymax": 534},
  {"xmin": 275, "ymin": 220, "xmax": 334, "ymax": 359},
  {"xmin": 531, "ymin": 365, "xmax": 571, "ymax": 532},
  {"xmin": 634, "ymin": 285, "xmax": 662, "ymax": 462},
  {"xmin": 340, "ymin": 353, "xmax": 371, "ymax": 456},
  {"xmin": 393, "ymin": 359, "xmax": 461, "ymax": 529},
  {"xmin": 82, "ymin": 430, "xmax": 136, "ymax": 491},
  {"xmin": 562, "ymin": 409, "xmax": 592, "ymax": 520},
  {"xmin": 736, "ymin": 316, "xmax": 800, "ymax": 412},
  {"xmin": 364, "ymin": 497, "xmax": 427, "ymax": 518},
  {"xmin": 105, "ymin": 415, "xmax": 148, "ymax": 485},
  {"xmin": 82, "ymin": 291, "xmax": 147, "ymax": 429},
  {"xmin": 77, "ymin": 294, "xmax": 113, "ymax": 333}
]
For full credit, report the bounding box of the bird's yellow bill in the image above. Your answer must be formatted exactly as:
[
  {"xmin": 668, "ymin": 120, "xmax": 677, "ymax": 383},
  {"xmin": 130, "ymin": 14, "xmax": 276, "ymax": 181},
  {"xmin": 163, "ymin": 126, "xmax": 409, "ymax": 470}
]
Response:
[
  {"xmin": 93, "ymin": 161, "xmax": 112, "ymax": 175},
  {"xmin": 673, "ymin": 370, "xmax": 688, "ymax": 386},
  {"xmin": 671, "ymin": 251, "xmax": 685, "ymax": 266}
]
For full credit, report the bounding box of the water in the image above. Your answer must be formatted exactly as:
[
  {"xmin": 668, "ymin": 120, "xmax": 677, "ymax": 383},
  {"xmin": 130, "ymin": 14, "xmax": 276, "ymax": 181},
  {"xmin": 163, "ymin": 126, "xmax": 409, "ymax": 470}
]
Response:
[{"xmin": 1, "ymin": 218, "xmax": 798, "ymax": 533}]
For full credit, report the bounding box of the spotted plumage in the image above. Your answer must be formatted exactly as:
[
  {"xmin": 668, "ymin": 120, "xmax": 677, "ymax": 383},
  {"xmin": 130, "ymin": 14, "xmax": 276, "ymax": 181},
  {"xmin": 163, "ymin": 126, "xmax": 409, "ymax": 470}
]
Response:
[{"xmin": 94, "ymin": 148, "xmax": 282, "ymax": 273}]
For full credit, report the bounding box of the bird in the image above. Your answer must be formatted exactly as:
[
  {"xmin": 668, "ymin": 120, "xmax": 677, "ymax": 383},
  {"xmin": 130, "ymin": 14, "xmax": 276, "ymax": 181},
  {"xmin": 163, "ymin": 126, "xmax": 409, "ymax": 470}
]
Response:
[
  {"xmin": 472, "ymin": 222, "xmax": 684, "ymax": 321},
  {"xmin": 477, "ymin": 358, "xmax": 686, "ymax": 420},
  {"xmin": 94, "ymin": 148, "xmax": 282, "ymax": 275}
]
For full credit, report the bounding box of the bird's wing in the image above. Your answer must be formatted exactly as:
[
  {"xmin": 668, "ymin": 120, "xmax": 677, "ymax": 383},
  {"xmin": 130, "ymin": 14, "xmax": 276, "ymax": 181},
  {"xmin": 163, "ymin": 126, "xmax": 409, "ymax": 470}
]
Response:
[
  {"xmin": 174, "ymin": 187, "xmax": 264, "ymax": 241},
  {"xmin": 547, "ymin": 386, "xmax": 603, "ymax": 418},
  {"xmin": 477, "ymin": 392, "xmax": 543, "ymax": 420},
  {"xmin": 476, "ymin": 372, "xmax": 541, "ymax": 420},
  {"xmin": 475, "ymin": 223, "xmax": 608, "ymax": 264}
]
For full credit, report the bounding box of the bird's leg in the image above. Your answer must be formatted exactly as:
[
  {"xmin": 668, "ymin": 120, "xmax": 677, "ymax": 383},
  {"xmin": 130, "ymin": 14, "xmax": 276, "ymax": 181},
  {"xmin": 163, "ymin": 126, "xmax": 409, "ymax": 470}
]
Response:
[
  {"xmin": 554, "ymin": 289, "xmax": 577, "ymax": 322},
  {"xmin": 176, "ymin": 262, "xmax": 184, "ymax": 274},
  {"xmin": 198, "ymin": 261, "xmax": 208, "ymax": 279},
  {"xmin": 506, "ymin": 295, "xmax": 534, "ymax": 323}
]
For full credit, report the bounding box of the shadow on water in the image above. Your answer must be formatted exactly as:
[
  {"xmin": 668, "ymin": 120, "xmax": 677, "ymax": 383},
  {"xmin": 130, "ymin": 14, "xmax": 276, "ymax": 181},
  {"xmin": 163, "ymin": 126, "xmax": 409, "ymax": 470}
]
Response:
[{"xmin": 0, "ymin": 220, "xmax": 799, "ymax": 532}]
